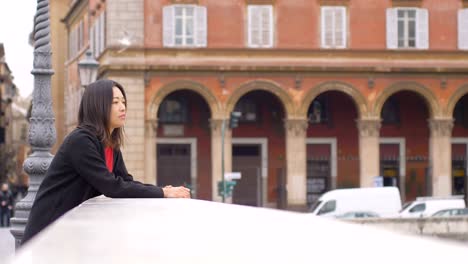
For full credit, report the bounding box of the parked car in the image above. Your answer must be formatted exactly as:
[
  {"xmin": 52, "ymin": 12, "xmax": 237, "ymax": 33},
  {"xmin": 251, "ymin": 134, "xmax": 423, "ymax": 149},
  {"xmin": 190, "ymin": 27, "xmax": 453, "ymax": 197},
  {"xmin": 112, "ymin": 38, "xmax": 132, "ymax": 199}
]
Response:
[
  {"xmin": 310, "ymin": 187, "xmax": 401, "ymax": 218},
  {"xmin": 336, "ymin": 211, "xmax": 380, "ymax": 219},
  {"xmin": 432, "ymin": 208, "xmax": 468, "ymax": 217},
  {"xmin": 399, "ymin": 196, "xmax": 465, "ymax": 218}
]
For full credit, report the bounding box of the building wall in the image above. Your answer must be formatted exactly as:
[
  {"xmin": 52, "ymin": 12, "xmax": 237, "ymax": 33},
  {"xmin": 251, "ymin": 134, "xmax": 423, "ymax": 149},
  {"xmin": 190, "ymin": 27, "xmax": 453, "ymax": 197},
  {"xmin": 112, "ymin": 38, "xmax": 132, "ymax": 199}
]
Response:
[
  {"xmin": 57, "ymin": 0, "xmax": 468, "ymax": 207},
  {"xmin": 50, "ymin": 0, "xmax": 69, "ymax": 151}
]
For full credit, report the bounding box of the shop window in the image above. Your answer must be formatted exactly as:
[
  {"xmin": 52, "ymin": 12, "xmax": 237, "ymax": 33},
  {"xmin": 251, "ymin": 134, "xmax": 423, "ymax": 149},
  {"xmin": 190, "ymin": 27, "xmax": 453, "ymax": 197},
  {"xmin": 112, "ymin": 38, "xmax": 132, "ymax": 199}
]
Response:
[
  {"xmin": 382, "ymin": 98, "xmax": 400, "ymax": 125},
  {"xmin": 234, "ymin": 98, "xmax": 259, "ymax": 122},
  {"xmin": 158, "ymin": 97, "xmax": 189, "ymax": 124},
  {"xmin": 308, "ymin": 95, "xmax": 329, "ymax": 125},
  {"xmin": 454, "ymin": 100, "xmax": 468, "ymax": 128}
]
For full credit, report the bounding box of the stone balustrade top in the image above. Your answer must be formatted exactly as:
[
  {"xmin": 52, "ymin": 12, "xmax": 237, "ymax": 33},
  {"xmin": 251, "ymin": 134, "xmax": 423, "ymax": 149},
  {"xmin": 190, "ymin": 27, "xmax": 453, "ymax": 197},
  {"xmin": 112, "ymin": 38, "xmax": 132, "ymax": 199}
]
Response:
[{"xmin": 10, "ymin": 196, "xmax": 468, "ymax": 264}]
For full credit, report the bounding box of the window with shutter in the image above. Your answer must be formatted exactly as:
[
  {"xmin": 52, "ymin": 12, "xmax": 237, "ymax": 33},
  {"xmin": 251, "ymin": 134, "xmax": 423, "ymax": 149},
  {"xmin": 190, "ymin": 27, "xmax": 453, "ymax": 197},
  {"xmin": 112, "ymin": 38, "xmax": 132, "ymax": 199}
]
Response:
[
  {"xmin": 389, "ymin": 7, "xmax": 428, "ymax": 49},
  {"xmin": 458, "ymin": 9, "xmax": 468, "ymax": 50},
  {"xmin": 321, "ymin": 6, "xmax": 346, "ymax": 49},
  {"xmin": 163, "ymin": 5, "xmax": 207, "ymax": 48},
  {"xmin": 248, "ymin": 5, "xmax": 273, "ymax": 48},
  {"xmin": 397, "ymin": 8, "xmax": 417, "ymax": 48}
]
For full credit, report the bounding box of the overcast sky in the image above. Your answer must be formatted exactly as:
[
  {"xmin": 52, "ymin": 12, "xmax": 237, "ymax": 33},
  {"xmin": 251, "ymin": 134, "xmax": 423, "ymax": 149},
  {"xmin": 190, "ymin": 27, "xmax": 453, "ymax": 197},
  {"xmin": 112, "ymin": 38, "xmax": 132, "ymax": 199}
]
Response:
[{"xmin": 0, "ymin": 1, "xmax": 37, "ymax": 97}]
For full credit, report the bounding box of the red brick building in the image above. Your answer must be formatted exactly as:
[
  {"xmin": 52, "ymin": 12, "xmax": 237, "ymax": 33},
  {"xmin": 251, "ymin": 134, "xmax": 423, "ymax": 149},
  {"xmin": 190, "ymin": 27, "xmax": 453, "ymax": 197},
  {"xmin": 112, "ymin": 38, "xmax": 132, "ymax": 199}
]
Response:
[{"xmin": 58, "ymin": 0, "xmax": 468, "ymax": 210}]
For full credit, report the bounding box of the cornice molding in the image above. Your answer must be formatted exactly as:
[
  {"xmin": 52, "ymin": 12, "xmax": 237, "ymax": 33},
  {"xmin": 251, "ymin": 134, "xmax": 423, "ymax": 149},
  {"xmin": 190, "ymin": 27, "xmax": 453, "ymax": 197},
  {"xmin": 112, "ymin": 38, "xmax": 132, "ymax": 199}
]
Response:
[
  {"xmin": 319, "ymin": 0, "xmax": 350, "ymax": 6},
  {"xmin": 62, "ymin": 0, "xmax": 88, "ymax": 26},
  {"xmin": 97, "ymin": 47, "xmax": 468, "ymax": 74},
  {"xmin": 246, "ymin": 0, "xmax": 275, "ymax": 5},
  {"xmin": 169, "ymin": 0, "xmax": 199, "ymax": 4}
]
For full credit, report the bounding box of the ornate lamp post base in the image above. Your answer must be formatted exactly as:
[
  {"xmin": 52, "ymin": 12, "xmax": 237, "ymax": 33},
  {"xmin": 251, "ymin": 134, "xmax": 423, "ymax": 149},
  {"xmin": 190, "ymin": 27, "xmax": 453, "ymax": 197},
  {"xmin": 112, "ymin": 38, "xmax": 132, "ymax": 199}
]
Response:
[{"xmin": 10, "ymin": 0, "xmax": 56, "ymax": 248}]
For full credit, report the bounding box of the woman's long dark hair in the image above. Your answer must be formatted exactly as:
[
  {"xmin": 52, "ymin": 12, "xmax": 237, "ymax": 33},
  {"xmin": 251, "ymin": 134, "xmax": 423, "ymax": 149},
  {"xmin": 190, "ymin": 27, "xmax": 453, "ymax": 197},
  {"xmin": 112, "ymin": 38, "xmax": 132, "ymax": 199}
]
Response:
[{"xmin": 78, "ymin": 79, "xmax": 126, "ymax": 149}]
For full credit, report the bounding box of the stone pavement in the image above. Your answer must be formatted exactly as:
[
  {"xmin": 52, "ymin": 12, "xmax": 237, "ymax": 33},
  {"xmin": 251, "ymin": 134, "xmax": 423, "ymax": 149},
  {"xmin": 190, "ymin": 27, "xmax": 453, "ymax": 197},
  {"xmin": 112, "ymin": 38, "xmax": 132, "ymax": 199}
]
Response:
[{"xmin": 0, "ymin": 227, "xmax": 14, "ymax": 263}]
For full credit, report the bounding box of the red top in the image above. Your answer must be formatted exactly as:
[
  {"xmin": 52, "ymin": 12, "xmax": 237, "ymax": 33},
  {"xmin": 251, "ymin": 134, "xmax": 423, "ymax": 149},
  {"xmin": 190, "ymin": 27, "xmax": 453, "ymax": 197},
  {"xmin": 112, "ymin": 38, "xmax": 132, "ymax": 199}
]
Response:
[{"xmin": 104, "ymin": 147, "xmax": 113, "ymax": 172}]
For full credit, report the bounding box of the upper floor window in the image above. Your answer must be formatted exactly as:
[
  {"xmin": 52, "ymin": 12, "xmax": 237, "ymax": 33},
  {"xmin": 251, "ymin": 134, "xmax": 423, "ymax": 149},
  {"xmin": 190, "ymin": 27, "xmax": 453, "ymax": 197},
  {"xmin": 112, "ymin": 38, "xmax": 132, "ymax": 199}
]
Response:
[
  {"xmin": 90, "ymin": 11, "xmax": 106, "ymax": 58},
  {"xmin": 247, "ymin": 5, "xmax": 273, "ymax": 48},
  {"xmin": 68, "ymin": 19, "xmax": 84, "ymax": 59},
  {"xmin": 321, "ymin": 6, "xmax": 347, "ymax": 49},
  {"xmin": 163, "ymin": 5, "xmax": 207, "ymax": 48},
  {"xmin": 458, "ymin": 9, "xmax": 468, "ymax": 50},
  {"xmin": 386, "ymin": 8, "xmax": 428, "ymax": 49}
]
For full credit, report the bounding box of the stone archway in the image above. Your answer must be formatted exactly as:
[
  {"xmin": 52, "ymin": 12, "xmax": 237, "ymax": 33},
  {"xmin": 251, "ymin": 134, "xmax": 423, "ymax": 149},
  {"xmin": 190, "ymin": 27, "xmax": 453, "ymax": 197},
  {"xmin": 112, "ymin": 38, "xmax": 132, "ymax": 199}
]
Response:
[
  {"xmin": 446, "ymin": 83, "xmax": 468, "ymax": 117},
  {"xmin": 298, "ymin": 81, "xmax": 369, "ymax": 119},
  {"xmin": 373, "ymin": 81, "xmax": 440, "ymax": 118},
  {"xmin": 225, "ymin": 80, "xmax": 295, "ymax": 118},
  {"xmin": 147, "ymin": 80, "xmax": 222, "ymax": 121}
]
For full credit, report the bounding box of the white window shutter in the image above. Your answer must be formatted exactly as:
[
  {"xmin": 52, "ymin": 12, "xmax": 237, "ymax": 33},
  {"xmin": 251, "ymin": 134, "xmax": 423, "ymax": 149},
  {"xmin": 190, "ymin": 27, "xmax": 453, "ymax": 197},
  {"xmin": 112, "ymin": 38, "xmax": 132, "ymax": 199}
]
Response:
[
  {"xmin": 96, "ymin": 19, "xmax": 101, "ymax": 56},
  {"xmin": 163, "ymin": 5, "xmax": 175, "ymax": 47},
  {"xmin": 248, "ymin": 6, "xmax": 259, "ymax": 47},
  {"xmin": 337, "ymin": 7, "xmax": 346, "ymax": 48},
  {"xmin": 90, "ymin": 24, "xmax": 95, "ymax": 57},
  {"xmin": 458, "ymin": 9, "xmax": 468, "ymax": 50},
  {"xmin": 268, "ymin": 5, "xmax": 274, "ymax": 47},
  {"xmin": 100, "ymin": 12, "xmax": 106, "ymax": 54},
  {"xmin": 262, "ymin": 6, "xmax": 273, "ymax": 47},
  {"xmin": 92, "ymin": 23, "xmax": 99, "ymax": 58},
  {"xmin": 320, "ymin": 7, "xmax": 327, "ymax": 48},
  {"xmin": 94, "ymin": 23, "xmax": 99, "ymax": 56},
  {"xmin": 195, "ymin": 6, "xmax": 207, "ymax": 47},
  {"xmin": 386, "ymin": 8, "xmax": 398, "ymax": 49},
  {"xmin": 416, "ymin": 8, "xmax": 429, "ymax": 49}
]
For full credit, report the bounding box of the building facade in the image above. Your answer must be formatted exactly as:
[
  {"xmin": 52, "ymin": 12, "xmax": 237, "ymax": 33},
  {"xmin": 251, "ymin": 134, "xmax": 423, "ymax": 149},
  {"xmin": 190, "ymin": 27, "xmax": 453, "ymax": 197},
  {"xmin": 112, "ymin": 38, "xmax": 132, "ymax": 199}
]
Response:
[
  {"xmin": 59, "ymin": 0, "xmax": 468, "ymax": 210},
  {"xmin": 0, "ymin": 43, "xmax": 30, "ymax": 189}
]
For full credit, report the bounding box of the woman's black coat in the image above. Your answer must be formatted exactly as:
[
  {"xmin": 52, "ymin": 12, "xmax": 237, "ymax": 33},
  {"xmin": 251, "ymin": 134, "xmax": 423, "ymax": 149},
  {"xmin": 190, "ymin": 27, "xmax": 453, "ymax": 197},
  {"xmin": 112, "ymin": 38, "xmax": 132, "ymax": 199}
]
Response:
[{"xmin": 22, "ymin": 128, "xmax": 164, "ymax": 244}]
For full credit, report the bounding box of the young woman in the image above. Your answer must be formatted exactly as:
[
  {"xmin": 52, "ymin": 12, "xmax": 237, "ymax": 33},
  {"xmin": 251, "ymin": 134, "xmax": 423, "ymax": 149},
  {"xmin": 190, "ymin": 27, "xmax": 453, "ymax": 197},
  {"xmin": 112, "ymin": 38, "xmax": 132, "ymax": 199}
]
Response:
[{"xmin": 22, "ymin": 79, "xmax": 190, "ymax": 244}]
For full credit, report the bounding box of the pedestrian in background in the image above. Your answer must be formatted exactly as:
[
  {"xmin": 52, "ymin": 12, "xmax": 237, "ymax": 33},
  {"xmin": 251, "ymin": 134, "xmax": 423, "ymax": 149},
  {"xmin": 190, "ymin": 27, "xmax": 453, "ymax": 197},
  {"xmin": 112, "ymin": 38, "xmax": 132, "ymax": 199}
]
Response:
[
  {"xmin": 22, "ymin": 79, "xmax": 191, "ymax": 244},
  {"xmin": 0, "ymin": 183, "xmax": 13, "ymax": 227}
]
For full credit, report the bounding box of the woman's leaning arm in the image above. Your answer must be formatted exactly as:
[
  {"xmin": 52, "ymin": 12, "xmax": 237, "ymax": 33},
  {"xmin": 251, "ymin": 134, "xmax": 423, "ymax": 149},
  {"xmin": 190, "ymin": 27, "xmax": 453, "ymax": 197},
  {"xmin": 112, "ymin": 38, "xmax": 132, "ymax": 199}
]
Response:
[{"xmin": 67, "ymin": 132, "xmax": 165, "ymax": 198}]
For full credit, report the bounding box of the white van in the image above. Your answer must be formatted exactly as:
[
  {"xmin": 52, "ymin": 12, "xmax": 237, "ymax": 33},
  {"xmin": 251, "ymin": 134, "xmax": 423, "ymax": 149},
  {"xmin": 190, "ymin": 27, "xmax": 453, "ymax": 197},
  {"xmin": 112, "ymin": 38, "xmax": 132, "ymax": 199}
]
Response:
[
  {"xmin": 399, "ymin": 196, "xmax": 466, "ymax": 218},
  {"xmin": 310, "ymin": 187, "xmax": 402, "ymax": 218}
]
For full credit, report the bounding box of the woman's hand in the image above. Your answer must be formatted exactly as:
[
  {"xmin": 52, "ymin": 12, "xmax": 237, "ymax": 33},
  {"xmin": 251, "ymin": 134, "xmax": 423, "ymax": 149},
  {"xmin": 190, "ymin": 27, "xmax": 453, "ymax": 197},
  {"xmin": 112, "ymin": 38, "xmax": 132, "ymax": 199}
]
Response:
[{"xmin": 162, "ymin": 186, "xmax": 191, "ymax": 198}]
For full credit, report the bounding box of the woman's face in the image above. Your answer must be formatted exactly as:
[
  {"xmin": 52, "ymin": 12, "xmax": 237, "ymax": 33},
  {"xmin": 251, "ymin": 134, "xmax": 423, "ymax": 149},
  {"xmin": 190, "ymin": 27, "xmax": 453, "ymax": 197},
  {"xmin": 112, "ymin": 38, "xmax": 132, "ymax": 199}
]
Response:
[{"xmin": 109, "ymin": 87, "xmax": 126, "ymax": 131}]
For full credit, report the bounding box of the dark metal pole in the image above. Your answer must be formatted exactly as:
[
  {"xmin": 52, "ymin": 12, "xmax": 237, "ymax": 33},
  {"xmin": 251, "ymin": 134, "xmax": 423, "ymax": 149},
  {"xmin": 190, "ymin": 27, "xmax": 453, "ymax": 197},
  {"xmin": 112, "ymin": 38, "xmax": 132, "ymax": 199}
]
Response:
[
  {"xmin": 221, "ymin": 119, "xmax": 226, "ymax": 203},
  {"xmin": 10, "ymin": 0, "xmax": 55, "ymax": 248}
]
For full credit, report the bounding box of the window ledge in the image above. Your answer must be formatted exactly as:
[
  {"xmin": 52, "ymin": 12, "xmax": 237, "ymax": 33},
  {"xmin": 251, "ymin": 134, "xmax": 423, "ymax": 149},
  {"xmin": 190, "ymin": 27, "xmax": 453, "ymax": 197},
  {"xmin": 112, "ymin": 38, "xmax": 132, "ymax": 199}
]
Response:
[
  {"xmin": 319, "ymin": 0, "xmax": 350, "ymax": 6},
  {"xmin": 246, "ymin": 0, "xmax": 275, "ymax": 4},
  {"xmin": 392, "ymin": 0, "xmax": 422, "ymax": 7},
  {"xmin": 169, "ymin": 0, "xmax": 199, "ymax": 4}
]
